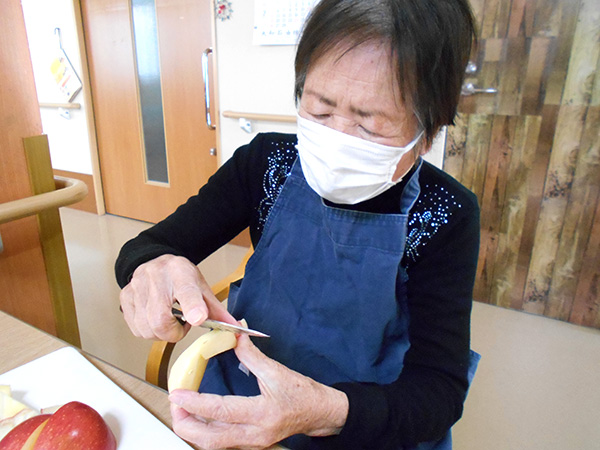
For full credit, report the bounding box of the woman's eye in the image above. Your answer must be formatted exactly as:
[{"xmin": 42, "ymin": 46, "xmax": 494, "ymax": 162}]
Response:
[
  {"xmin": 311, "ymin": 113, "xmax": 331, "ymax": 120},
  {"xmin": 359, "ymin": 125, "xmax": 382, "ymax": 138}
]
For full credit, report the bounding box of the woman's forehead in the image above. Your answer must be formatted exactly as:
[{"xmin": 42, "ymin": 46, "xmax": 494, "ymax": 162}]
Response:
[
  {"xmin": 312, "ymin": 39, "xmax": 392, "ymax": 69},
  {"xmin": 304, "ymin": 42, "xmax": 407, "ymax": 111}
]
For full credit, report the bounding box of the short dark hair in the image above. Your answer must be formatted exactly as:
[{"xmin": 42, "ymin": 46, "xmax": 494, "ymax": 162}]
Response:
[{"xmin": 295, "ymin": 0, "xmax": 477, "ymax": 146}]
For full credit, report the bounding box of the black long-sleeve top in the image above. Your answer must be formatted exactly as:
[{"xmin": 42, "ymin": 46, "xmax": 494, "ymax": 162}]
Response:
[{"xmin": 115, "ymin": 133, "xmax": 480, "ymax": 449}]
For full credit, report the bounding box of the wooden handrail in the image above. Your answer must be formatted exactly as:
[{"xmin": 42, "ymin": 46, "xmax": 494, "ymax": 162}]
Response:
[
  {"xmin": 222, "ymin": 110, "xmax": 296, "ymax": 123},
  {"xmin": 39, "ymin": 102, "xmax": 81, "ymax": 110},
  {"xmin": 0, "ymin": 176, "xmax": 88, "ymax": 225}
]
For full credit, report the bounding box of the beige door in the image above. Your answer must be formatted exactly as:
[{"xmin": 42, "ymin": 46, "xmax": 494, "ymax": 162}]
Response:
[
  {"xmin": 81, "ymin": 0, "xmax": 218, "ymax": 223},
  {"xmin": 444, "ymin": 0, "xmax": 600, "ymax": 328}
]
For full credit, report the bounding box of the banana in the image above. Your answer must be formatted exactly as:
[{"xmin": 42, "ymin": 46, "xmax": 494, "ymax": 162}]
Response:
[{"xmin": 167, "ymin": 324, "xmax": 241, "ymax": 392}]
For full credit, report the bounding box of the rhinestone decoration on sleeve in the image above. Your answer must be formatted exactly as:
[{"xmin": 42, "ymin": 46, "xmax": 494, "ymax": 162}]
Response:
[
  {"xmin": 256, "ymin": 140, "xmax": 297, "ymax": 232},
  {"xmin": 405, "ymin": 184, "xmax": 462, "ymax": 265}
]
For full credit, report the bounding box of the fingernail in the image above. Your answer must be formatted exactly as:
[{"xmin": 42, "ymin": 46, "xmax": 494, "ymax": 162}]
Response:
[
  {"xmin": 185, "ymin": 307, "xmax": 204, "ymax": 324},
  {"xmin": 168, "ymin": 393, "xmax": 183, "ymax": 406}
]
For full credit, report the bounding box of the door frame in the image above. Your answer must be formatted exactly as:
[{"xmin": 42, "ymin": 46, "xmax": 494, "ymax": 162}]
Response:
[{"xmin": 71, "ymin": 0, "xmax": 105, "ymax": 215}]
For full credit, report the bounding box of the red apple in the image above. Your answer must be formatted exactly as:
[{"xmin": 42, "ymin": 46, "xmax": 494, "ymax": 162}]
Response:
[
  {"xmin": 0, "ymin": 415, "xmax": 50, "ymax": 450},
  {"xmin": 32, "ymin": 402, "xmax": 116, "ymax": 450}
]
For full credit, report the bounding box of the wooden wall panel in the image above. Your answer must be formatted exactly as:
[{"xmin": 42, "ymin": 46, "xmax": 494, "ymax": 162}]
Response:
[
  {"xmin": 476, "ymin": 116, "xmax": 514, "ymax": 302},
  {"xmin": 444, "ymin": 113, "xmax": 468, "ymax": 179},
  {"xmin": 571, "ymin": 195, "xmax": 600, "ymax": 328},
  {"xmin": 521, "ymin": 37, "xmax": 550, "ymax": 115},
  {"xmin": 547, "ymin": 107, "xmax": 600, "ymax": 320},
  {"xmin": 497, "ymin": 38, "xmax": 527, "ymax": 115},
  {"xmin": 560, "ymin": 1, "xmax": 598, "ymax": 106},
  {"xmin": 491, "ymin": 115, "xmax": 541, "ymax": 309},
  {"xmin": 513, "ymin": 106, "xmax": 560, "ymax": 311},
  {"xmin": 593, "ymin": 55, "xmax": 600, "ymax": 106},
  {"xmin": 543, "ymin": 1, "xmax": 580, "ymax": 105},
  {"xmin": 445, "ymin": 0, "xmax": 600, "ymax": 328},
  {"xmin": 464, "ymin": 115, "xmax": 493, "ymax": 200},
  {"xmin": 507, "ymin": 0, "xmax": 526, "ymax": 38},
  {"xmin": 523, "ymin": 105, "xmax": 587, "ymax": 315}
]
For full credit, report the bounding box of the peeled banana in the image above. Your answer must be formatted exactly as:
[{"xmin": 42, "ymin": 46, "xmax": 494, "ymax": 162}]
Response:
[{"xmin": 167, "ymin": 327, "xmax": 238, "ymax": 392}]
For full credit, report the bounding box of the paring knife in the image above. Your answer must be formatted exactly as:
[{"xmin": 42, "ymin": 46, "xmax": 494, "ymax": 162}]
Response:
[{"xmin": 171, "ymin": 305, "xmax": 269, "ymax": 338}]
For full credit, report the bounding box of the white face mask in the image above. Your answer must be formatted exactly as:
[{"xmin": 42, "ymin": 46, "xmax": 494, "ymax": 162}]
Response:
[{"xmin": 296, "ymin": 115, "xmax": 422, "ymax": 205}]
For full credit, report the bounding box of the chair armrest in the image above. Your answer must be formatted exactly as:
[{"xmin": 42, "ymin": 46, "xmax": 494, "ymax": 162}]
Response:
[
  {"xmin": 146, "ymin": 341, "xmax": 176, "ymax": 389},
  {"xmin": 0, "ymin": 176, "xmax": 87, "ymax": 225}
]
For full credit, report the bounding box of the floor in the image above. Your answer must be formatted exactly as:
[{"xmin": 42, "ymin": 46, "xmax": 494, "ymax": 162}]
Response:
[{"xmin": 60, "ymin": 208, "xmax": 600, "ymax": 450}]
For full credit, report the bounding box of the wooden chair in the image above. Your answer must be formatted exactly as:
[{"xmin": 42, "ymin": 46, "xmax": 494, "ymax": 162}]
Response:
[{"xmin": 145, "ymin": 246, "xmax": 253, "ymax": 390}]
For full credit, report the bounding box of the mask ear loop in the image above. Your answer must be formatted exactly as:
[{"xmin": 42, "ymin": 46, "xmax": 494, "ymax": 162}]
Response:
[
  {"xmin": 412, "ymin": 134, "xmax": 426, "ymax": 161},
  {"xmin": 391, "ymin": 130, "xmax": 424, "ymax": 183},
  {"xmin": 411, "ymin": 110, "xmax": 427, "ymax": 159}
]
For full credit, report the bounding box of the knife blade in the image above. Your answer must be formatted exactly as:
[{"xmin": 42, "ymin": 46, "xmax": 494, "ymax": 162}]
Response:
[{"xmin": 171, "ymin": 306, "xmax": 269, "ymax": 338}]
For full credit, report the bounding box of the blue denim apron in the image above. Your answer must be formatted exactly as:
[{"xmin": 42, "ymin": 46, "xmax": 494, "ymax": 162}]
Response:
[{"xmin": 200, "ymin": 159, "xmax": 479, "ymax": 449}]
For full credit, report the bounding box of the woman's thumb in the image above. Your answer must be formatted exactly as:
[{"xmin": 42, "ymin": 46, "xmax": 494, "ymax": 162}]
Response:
[
  {"xmin": 234, "ymin": 334, "xmax": 274, "ymax": 380},
  {"xmin": 174, "ymin": 286, "xmax": 208, "ymax": 325}
]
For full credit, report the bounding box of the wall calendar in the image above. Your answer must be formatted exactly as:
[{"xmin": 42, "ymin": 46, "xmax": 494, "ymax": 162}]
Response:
[{"xmin": 253, "ymin": 0, "xmax": 319, "ymax": 46}]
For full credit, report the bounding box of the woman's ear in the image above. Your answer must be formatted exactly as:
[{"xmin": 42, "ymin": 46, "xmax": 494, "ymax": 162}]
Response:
[{"xmin": 415, "ymin": 140, "xmax": 431, "ymax": 157}]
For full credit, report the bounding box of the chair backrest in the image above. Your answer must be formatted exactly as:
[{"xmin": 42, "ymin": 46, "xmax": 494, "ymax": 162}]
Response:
[{"xmin": 145, "ymin": 246, "xmax": 253, "ymax": 389}]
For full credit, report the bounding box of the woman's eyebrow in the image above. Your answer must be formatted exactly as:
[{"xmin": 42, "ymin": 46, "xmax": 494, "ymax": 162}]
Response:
[
  {"xmin": 304, "ymin": 89, "xmax": 337, "ymax": 107},
  {"xmin": 350, "ymin": 105, "xmax": 388, "ymax": 119}
]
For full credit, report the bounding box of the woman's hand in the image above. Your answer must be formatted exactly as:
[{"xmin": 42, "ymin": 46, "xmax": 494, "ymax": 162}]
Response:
[
  {"xmin": 119, "ymin": 254, "xmax": 236, "ymax": 342},
  {"xmin": 169, "ymin": 334, "xmax": 349, "ymax": 450}
]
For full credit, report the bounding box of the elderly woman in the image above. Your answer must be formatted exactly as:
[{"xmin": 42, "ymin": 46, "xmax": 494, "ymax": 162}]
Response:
[{"xmin": 116, "ymin": 0, "xmax": 480, "ymax": 449}]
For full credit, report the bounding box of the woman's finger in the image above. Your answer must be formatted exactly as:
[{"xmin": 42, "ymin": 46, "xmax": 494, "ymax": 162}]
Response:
[
  {"xmin": 234, "ymin": 334, "xmax": 284, "ymax": 383},
  {"xmin": 168, "ymin": 261, "xmax": 210, "ymax": 326},
  {"xmin": 119, "ymin": 287, "xmax": 141, "ymax": 337},
  {"xmin": 205, "ymin": 292, "xmax": 238, "ymax": 324},
  {"xmin": 146, "ymin": 301, "xmax": 188, "ymax": 341},
  {"xmin": 170, "ymin": 401, "xmax": 270, "ymax": 450},
  {"xmin": 169, "ymin": 390, "xmax": 258, "ymax": 424}
]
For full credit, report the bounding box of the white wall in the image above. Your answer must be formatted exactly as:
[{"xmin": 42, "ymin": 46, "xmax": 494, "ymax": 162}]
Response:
[
  {"xmin": 21, "ymin": 0, "xmax": 94, "ymax": 175},
  {"xmin": 215, "ymin": 0, "xmax": 298, "ymax": 164}
]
